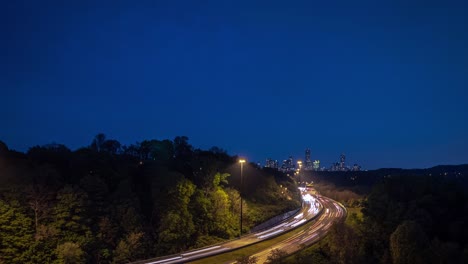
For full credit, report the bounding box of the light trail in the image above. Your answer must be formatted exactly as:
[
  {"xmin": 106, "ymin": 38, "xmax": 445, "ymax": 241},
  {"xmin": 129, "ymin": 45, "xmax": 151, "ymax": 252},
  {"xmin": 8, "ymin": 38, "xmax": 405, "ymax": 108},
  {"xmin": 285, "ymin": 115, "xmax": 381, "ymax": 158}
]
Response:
[
  {"xmin": 147, "ymin": 256, "xmax": 182, "ymax": 264},
  {"xmin": 181, "ymin": 246, "xmax": 221, "ymax": 257},
  {"xmin": 258, "ymin": 229, "xmax": 285, "ymax": 239}
]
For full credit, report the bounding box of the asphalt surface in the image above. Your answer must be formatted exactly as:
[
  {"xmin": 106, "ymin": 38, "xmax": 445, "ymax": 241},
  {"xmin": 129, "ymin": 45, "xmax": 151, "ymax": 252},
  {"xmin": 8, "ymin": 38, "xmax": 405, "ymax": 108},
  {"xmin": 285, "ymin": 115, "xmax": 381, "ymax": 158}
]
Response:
[{"xmin": 243, "ymin": 195, "xmax": 346, "ymax": 264}]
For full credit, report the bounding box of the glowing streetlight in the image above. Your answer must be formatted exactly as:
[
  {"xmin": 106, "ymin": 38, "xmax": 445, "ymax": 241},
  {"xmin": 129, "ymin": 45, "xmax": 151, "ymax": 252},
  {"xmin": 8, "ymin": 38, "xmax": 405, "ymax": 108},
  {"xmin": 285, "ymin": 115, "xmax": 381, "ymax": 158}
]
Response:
[
  {"xmin": 297, "ymin": 160, "xmax": 303, "ymax": 184},
  {"xmin": 239, "ymin": 159, "xmax": 246, "ymax": 237},
  {"xmin": 297, "ymin": 160, "xmax": 302, "ymax": 168}
]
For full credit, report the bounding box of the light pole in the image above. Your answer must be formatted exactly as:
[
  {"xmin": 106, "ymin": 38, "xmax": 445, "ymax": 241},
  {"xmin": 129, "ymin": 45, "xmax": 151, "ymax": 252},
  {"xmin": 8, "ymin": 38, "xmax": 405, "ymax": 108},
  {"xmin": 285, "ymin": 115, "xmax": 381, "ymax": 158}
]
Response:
[
  {"xmin": 297, "ymin": 160, "xmax": 302, "ymax": 184},
  {"xmin": 239, "ymin": 159, "xmax": 246, "ymax": 237}
]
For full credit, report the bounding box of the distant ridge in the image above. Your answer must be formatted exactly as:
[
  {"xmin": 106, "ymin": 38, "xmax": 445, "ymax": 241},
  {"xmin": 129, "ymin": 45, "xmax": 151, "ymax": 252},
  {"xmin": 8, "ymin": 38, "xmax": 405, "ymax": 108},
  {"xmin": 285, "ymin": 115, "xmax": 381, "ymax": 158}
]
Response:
[{"xmin": 371, "ymin": 164, "xmax": 468, "ymax": 176}]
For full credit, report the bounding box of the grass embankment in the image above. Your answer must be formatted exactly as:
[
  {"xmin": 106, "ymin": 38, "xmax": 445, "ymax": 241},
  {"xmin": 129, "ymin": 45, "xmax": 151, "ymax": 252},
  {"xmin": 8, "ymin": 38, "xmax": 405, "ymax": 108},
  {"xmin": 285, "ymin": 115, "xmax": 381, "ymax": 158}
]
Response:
[{"xmin": 247, "ymin": 202, "xmax": 293, "ymax": 227}]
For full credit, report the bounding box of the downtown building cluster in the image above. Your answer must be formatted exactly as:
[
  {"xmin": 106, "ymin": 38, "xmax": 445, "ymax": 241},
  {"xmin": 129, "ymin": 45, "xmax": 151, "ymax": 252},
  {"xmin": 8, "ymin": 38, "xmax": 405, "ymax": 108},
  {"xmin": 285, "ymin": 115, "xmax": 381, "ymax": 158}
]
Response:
[{"xmin": 264, "ymin": 149, "xmax": 361, "ymax": 172}]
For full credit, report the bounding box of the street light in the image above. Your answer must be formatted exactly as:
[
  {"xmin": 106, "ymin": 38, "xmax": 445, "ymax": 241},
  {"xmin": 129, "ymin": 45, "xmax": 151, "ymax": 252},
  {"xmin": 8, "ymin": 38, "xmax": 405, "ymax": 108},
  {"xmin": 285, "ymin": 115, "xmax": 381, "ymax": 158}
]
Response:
[
  {"xmin": 297, "ymin": 160, "xmax": 303, "ymax": 184},
  {"xmin": 239, "ymin": 159, "xmax": 246, "ymax": 237},
  {"xmin": 297, "ymin": 160, "xmax": 302, "ymax": 168}
]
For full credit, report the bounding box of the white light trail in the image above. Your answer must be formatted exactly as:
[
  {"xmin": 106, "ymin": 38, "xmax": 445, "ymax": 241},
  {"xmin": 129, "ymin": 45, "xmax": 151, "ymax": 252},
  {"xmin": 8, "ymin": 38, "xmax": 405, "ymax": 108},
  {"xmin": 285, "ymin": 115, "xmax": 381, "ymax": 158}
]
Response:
[
  {"xmin": 255, "ymin": 222, "xmax": 288, "ymax": 236},
  {"xmin": 291, "ymin": 219, "xmax": 306, "ymax": 228},
  {"xmin": 294, "ymin": 213, "xmax": 304, "ymax": 219},
  {"xmin": 148, "ymin": 256, "xmax": 183, "ymax": 264},
  {"xmin": 181, "ymin": 246, "xmax": 221, "ymax": 256},
  {"xmin": 258, "ymin": 229, "xmax": 284, "ymax": 239}
]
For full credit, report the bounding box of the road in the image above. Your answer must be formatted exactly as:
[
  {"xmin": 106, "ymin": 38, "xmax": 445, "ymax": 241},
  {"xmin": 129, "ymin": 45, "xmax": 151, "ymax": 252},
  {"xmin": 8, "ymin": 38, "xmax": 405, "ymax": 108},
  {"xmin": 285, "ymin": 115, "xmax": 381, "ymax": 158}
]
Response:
[
  {"xmin": 132, "ymin": 190, "xmax": 344, "ymax": 264},
  {"xmin": 245, "ymin": 195, "xmax": 346, "ymax": 263}
]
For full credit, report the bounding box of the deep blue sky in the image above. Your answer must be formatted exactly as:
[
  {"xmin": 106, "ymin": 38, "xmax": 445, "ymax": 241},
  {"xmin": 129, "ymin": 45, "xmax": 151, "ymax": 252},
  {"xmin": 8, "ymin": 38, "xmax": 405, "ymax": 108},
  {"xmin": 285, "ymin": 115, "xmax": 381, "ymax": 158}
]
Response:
[{"xmin": 1, "ymin": 0, "xmax": 468, "ymax": 169}]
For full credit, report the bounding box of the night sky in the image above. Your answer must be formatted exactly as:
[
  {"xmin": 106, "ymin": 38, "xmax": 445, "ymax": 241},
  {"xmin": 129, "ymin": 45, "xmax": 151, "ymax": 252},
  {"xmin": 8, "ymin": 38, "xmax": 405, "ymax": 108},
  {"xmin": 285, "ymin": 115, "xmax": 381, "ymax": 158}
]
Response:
[{"xmin": 2, "ymin": 0, "xmax": 468, "ymax": 169}]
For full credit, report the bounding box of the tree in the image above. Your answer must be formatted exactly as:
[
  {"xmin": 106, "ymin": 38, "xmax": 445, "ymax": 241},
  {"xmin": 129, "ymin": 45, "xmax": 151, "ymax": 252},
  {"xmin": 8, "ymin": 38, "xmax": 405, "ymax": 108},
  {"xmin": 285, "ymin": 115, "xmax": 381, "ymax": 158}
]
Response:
[
  {"xmin": 111, "ymin": 179, "xmax": 144, "ymax": 234},
  {"xmin": 101, "ymin": 139, "xmax": 121, "ymax": 155},
  {"xmin": 25, "ymin": 185, "xmax": 52, "ymax": 238},
  {"xmin": 55, "ymin": 242, "xmax": 85, "ymax": 264},
  {"xmin": 53, "ymin": 185, "xmax": 92, "ymax": 246},
  {"xmin": 95, "ymin": 216, "xmax": 119, "ymax": 262},
  {"xmin": 112, "ymin": 232, "xmax": 145, "ymax": 264},
  {"xmin": 0, "ymin": 199, "xmax": 34, "ymax": 263},
  {"xmin": 173, "ymin": 136, "xmax": 193, "ymax": 158},
  {"xmin": 157, "ymin": 178, "xmax": 196, "ymax": 253},
  {"xmin": 191, "ymin": 173, "xmax": 237, "ymax": 241},
  {"xmin": 209, "ymin": 146, "xmax": 227, "ymax": 155},
  {"xmin": 266, "ymin": 248, "xmax": 287, "ymax": 264},
  {"xmin": 79, "ymin": 174, "xmax": 109, "ymax": 217},
  {"xmin": 0, "ymin": 140, "xmax": 8, "ymax": 156},
  {"xmin": 90, "ymin": 133, "xmax": 106, "ymax": 152},
  {"xmin": 390, "ymin": 221, "xmax": 431, "ymax": 264},
  {"xmin": 122, "ymin": 144, "xmax": 140, "ymax": 158},
  {"xmin": 327, "ymin": 221, "xmax": 362, "ymax": 264}
]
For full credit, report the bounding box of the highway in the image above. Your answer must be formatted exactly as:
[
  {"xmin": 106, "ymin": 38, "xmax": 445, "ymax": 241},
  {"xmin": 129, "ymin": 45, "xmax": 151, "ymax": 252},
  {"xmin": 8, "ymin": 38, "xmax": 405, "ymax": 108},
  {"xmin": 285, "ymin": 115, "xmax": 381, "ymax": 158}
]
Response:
[
  {"xmin": 243, "ymin": 195, "xmax": 346, "ymax": 263},
  {"xmin": 132, "ymin": 189, "xmax": 345, "ymax": 264}
]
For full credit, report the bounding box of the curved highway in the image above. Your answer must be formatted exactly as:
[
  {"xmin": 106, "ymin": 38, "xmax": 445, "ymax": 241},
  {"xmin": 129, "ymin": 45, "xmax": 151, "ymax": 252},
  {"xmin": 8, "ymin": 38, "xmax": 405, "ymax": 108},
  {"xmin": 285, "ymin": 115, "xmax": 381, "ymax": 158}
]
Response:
[
  {"xmin": 243, "ymin": 195, "xmax": 346, "ymax": 263},
  {"xmin": 132, "ymin": 190, "xmax": 345, "ymax": 264}
]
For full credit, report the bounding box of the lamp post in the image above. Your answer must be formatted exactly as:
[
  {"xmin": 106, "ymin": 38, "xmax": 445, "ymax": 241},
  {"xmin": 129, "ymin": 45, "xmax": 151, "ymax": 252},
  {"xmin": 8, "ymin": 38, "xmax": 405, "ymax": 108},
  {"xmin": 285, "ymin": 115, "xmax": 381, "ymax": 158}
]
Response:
[
  {"xmin": 239, "ymin": 159, "xmax": 246, "ymax": 237},
  {"xmin": 297, "ymin": 160, "xmax": 302, "ymax": 184}
]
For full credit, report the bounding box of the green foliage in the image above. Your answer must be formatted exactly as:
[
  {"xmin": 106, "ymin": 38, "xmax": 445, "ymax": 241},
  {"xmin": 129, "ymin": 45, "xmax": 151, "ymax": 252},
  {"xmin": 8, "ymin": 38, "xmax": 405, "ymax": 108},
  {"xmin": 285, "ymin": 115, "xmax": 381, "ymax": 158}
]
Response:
[
  {"xmin": 112, "ymin": 232, "xmax": 145, "ymax": 264},
  {"xmin": 0, "ymin": 136, "xmax": 303, "ymax": 263},
  {"xmin": 390, "ymin": 221, "xmax": 431, "ymax": 264},
  {"xmin": 157, "ymin": 178, "xmax": 196, "ymax": 253},
  {"xmin": 327, "ymin": 221, "xmax": 362, "ymax": 264},
  {"xmin": 287, "ymin": 171, "xmax": 468, "ymax": 264},
  {"xmin": 22, "ymin": 239, "xmax": 56, "ymax": 263},
  {"xmin": 266, "ymin": 248, "xmax": 288, "ymax": 264},
  {"xmin": 0, "ymin": 199, "xmax": 34, "ymax": 263},
  {"xmin": 55, "ymin": 242, "xmax": 85, "ymax": 264},
  {"xmin": 213, "ymin": 172, "xmax": 230, "ymax": 188},
  {"xmin": 53, "ymin": 185, "xmax": 93, "ymax": 246}
]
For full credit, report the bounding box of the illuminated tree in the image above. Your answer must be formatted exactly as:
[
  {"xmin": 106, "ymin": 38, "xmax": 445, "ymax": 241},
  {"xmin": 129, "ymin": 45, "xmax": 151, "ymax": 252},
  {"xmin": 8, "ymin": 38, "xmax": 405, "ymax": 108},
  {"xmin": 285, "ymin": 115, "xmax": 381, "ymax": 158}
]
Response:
[
  {"xmin": 157, "ymin": 178, "xmax": 196, "ymax": 253},
  {"xmin": 55, "ymin": 242, "xmax": 85, "ymax": 264},
  {"xmin": 0, "ymin": 199, "xmax": 34, "ymax": 263}
]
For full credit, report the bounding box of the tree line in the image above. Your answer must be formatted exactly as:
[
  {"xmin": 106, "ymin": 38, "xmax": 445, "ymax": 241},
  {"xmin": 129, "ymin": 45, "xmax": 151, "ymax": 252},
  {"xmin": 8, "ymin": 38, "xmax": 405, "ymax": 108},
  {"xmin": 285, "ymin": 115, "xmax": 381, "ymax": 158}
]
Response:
[
  {"xmin": 0, "ymin": 135, "xmax": 300, "ymax": 264},
  {"xmin": 288, "ymin": 168, "xmax": 468, "ymax": 264}
]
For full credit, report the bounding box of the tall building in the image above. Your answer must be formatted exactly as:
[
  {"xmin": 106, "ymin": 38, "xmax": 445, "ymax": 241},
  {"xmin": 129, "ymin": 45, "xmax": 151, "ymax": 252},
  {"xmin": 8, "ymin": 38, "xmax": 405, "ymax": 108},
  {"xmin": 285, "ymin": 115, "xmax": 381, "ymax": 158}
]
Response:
[
  {"xmin": 353, "ymin": 164, "xmax": 361, "ymax": 171},
  {"xmin": 313, "ymin": 160, "xmax": 320, "ymax": 170},
  {"xmin": 287, "ymin": 156, "xmax": 294, "ymax": 170},
  {"xmin": 340, "ymin": 153, "xmax": 346, "ymax": 171},
  {"xmin": 305, "ymin": 148, "xmax": 313, "ymax": 170},
  {"xmin": 281, "ymin": 156, "xmax": 294, "ymax": 172},
  {"xmin": 265, "ymin": 158, "xmax": 278, "ymax": 169}
]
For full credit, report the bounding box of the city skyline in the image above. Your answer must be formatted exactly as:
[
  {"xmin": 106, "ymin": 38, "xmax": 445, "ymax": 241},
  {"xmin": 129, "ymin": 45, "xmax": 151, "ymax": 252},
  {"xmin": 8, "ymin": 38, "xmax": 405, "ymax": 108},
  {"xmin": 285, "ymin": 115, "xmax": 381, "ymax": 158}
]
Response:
[{"xmin": 264, "ymin": 150, "xmax": 361, "ymax": 171}]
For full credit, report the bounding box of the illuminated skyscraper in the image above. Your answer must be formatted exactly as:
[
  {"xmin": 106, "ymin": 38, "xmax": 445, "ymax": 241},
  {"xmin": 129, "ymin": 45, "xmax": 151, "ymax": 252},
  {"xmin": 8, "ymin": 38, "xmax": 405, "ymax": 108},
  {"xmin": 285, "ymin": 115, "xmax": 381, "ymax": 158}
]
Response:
[
  {"xmin": 340, "ymin": 153, "xmax": 346, "ymax": 171},
  {"xmin": 281, "ymin": 156, "xmax": 294, "ymax": 172},
  {"xmin": 313, "ymin": 160, "xmax": 320, "ymax": 170},
  {"xmin": 265, "ymin": 158, "xmax": 278, "ymax": 169},
  {"xmin": 305, "ymin": 148, "xmax": 313, "ymax": 170}
]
